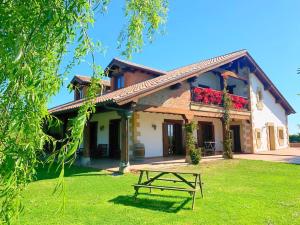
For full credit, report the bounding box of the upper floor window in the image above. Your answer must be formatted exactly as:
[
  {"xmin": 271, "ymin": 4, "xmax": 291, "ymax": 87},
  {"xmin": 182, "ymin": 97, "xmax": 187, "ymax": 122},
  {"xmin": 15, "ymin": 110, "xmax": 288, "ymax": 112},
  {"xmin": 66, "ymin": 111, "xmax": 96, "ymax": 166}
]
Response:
[
  {"xmin": 227, "ymin": 85, "xmax": 235, "ymax": 94},
  {"xmin": 79, "ymin": 88, "xmax": 84, "ymax": 99},
  {"xmin": 256, "ymin": 87, "xmax": 263, "ymax": 110},
  {"xmin": 115, "ymin": 75, "xmax": 124, "ymax": 89},
  {"xmin": 75, "ymin": 87, "xmax": 84, "ymax": 100},
  {"xmin": 257, "ymin": 89, "xmax": 263, "ymax": 102}
]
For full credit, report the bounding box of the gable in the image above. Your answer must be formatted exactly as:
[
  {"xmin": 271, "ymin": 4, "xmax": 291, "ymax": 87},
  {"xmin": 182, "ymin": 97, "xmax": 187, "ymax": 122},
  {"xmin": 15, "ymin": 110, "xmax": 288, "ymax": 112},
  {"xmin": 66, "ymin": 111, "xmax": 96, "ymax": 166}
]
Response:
[{"xmin": 49, "ymin": 50, "xmax": 295, "ymax": 115}]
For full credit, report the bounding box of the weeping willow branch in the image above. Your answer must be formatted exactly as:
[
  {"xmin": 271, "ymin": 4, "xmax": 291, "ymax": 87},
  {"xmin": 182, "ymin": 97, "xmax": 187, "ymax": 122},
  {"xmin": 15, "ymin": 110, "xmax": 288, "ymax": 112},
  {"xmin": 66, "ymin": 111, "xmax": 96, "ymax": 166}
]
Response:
[{"xmin": 0, "ymin": 0, "xmax": 168, "ymax": 224}]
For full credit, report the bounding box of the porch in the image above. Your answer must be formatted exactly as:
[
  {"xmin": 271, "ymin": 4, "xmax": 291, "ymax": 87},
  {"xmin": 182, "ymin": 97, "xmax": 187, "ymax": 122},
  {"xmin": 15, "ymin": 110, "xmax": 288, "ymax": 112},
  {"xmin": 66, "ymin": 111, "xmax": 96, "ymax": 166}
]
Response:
[
  {"xmin": 78, "ymin": 109, "xmax": 251, "ymax": 172},
  {"xmin": 76, "ymin": 147, "xmax": 300, "ymax": 172}
]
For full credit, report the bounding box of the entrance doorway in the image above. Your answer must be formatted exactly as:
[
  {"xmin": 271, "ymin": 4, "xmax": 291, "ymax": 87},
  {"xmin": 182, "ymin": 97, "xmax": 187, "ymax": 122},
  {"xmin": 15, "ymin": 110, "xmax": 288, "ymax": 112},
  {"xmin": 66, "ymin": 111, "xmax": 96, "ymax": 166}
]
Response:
[
  {"xmin": 162, "ymin": 120, "xmax": 183, "ymax": 156},
  {"xmin": 268, "ymin": 125, "xmax": 276, "ymax": 150},
  {"xmin": 197, "ymin": 122, "xmax": 215, "ymax": 147},
  {"xmin": 89, "ymin": 122, "xmax": 99, "ymax": 158},
  {"xmin": 109, "ymin": 119, "xmax": 121, "ymax": 159},
  {"xmin": 230, "ymin": 125, "xmax": 241, "ymax": 153}
]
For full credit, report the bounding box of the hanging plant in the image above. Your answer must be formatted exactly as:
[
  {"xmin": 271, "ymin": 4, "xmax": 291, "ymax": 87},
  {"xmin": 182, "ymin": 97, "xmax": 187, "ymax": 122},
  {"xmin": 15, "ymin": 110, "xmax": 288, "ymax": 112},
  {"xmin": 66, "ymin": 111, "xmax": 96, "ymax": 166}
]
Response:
[
  {"xmin": 185, "ymin": 122, "xmax": 201, "ymax": 165},
  {"xmin": 193, "ymin": 87, "xmax": 248, "ymax": 110},
  {"xmin": 222, "ymin": 77, "xmax": 233, "ymax": 159}
]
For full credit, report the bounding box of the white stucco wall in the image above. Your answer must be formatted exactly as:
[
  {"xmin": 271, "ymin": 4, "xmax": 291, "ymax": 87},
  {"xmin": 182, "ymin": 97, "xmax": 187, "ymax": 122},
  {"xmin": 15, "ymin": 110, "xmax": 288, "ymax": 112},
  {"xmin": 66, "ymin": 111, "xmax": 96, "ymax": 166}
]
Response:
[
  {"xmin": 90, "ymin": 111, "xmax": 122, "ymax": 146},
  {"xmin": 88, "ymin": 111, "xmax": 134, "ymax": 156},
  {"xmin": 137, "ymin": 112, "xmax": 224, "ymax": 157},
  {"xmin": 250, "ymin": 74, "xmax": 288, "ymax": 151},
  {"xmin": 137, "ymin": 112, "xmax": 183, "ymax": 157}
]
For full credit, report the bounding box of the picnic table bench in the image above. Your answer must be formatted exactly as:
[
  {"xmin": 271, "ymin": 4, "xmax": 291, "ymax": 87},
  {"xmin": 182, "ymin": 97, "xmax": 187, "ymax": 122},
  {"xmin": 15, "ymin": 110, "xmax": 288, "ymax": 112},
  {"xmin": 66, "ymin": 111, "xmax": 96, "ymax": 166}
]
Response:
[{"xmin": 133, "ymin": 168, "xmax": 203, "ymax": 209}]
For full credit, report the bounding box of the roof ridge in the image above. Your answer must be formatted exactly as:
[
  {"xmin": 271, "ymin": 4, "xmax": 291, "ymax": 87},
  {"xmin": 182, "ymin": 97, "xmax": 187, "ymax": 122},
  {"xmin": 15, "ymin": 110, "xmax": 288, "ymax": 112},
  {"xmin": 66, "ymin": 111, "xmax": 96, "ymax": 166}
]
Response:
[
  {"xmin": 167, "ymin": 49, "xmax": 247, "ymax": 73},
  {"xmin": 110, "ymin": 57, "xmax": 167, "ymax": 74}
]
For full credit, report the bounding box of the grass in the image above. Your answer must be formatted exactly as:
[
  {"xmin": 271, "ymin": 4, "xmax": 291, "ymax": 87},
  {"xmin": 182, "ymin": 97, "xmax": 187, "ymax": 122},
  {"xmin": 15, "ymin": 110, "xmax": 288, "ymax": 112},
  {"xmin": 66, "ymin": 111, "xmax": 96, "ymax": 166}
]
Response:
[{"xmin": 18, "ymin": 159, "xmax": 300, "ymax": 225}]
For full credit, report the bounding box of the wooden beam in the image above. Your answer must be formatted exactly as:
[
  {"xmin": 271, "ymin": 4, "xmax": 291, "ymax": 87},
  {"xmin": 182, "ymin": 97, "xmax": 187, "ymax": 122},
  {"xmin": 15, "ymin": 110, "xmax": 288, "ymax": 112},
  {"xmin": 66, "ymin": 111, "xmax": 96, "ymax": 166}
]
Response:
[
  {"xmin": 83, "ymin": 122, "xmax": 90, "ymax": 158},
  {"xmin": 170, "ymin": 83, "xmax": 182, "ymax": 90},
  {"xmin": 276, "ymin": 98, "xmax": 283, "ymax": 104},
  {"xmin": 264, "ymin": 84, "xmax": 271, "ymax": 91},
  {"xmin": 183, "ymin": 113, "xmax": 194, "ymax": 123},
  {"xmin": 143, "ymin": 106, "xmax": 250, "ymax": 120}
]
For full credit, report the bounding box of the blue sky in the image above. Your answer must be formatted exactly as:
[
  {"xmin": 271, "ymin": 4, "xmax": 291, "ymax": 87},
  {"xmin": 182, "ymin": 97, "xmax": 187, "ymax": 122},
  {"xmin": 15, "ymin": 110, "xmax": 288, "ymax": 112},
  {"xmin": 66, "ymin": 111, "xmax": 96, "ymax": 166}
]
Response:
[{"xmin": 50, "ymin": 0, "xmax": 300, "ymax": 134}]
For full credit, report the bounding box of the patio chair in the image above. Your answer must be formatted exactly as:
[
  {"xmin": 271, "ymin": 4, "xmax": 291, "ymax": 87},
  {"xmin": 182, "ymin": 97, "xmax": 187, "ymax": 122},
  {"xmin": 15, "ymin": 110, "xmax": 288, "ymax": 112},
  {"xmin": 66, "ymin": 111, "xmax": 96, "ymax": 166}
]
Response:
[{"xmin": 203, "ymin": 141, "xmax": 216, "ymax": 156}]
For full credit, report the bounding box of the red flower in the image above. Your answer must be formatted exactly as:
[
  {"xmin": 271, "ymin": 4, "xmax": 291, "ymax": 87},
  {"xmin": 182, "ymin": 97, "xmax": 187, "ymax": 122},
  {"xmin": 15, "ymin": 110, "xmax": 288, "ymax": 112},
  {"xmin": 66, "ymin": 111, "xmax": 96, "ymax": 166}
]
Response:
[{"xmin": 193, "ymin": 87, "xmax": 248, "ymax": 110}]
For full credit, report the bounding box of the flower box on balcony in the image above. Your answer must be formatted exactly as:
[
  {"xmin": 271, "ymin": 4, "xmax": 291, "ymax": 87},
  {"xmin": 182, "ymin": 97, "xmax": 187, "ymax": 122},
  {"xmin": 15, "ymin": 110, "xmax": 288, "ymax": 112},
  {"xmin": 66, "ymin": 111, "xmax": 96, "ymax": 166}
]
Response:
[{"xmin": 192, "ymin": 87, "xmax": 248, "ymax": 110}]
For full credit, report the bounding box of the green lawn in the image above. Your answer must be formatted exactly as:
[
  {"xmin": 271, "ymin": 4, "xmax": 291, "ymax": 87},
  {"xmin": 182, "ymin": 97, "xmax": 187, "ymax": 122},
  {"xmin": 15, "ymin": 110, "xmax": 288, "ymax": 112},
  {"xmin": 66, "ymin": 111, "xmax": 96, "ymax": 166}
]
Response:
[{"xmin": 19, "ymin": 159, "xmax": 300, "ymax": 225}]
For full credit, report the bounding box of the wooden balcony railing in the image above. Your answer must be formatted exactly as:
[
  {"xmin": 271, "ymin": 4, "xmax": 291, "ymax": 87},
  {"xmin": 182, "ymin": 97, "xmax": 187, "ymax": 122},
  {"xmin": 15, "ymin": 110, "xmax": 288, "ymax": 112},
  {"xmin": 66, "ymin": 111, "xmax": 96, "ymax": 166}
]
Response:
[{"xmin": 191, "ymin": 87, "xmax": 249, "ymax": 110}]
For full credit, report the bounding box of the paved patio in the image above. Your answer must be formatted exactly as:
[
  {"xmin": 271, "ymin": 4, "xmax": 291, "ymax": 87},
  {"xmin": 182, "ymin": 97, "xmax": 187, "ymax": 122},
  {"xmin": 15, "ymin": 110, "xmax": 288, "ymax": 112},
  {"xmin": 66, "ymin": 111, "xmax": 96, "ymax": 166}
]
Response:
[
  {"xmin": 235, "ymin": 147, "xmax": 300, "ymax": 164},
  {"xmin": 78, "ymin": 155, "xmax": 222, "ymax": 172},
  {"xmin": 77, "ymin": 148, "xmax": 300, "ymax": 172}
]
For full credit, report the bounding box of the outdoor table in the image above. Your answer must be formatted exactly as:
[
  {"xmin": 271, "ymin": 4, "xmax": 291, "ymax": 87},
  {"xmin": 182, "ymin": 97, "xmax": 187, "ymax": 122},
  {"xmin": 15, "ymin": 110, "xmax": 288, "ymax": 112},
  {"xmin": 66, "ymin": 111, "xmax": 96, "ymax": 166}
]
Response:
[{"xmin": 133, "ymin": 168, "xmax": 203, "ymax": 210}]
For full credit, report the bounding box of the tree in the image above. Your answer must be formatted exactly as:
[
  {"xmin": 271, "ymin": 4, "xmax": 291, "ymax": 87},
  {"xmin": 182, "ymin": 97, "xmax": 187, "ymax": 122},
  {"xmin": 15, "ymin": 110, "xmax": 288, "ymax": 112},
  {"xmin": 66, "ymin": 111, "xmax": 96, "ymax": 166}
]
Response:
[{"xmin": 0, "ymin": 0, "xmax": 168, "ymax": 223}]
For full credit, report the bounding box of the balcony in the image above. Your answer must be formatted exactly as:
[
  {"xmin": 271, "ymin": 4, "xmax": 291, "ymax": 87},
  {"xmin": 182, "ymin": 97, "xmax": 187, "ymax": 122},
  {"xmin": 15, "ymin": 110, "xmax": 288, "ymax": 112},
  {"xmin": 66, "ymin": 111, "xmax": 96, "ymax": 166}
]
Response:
[{"xmin": 191, "ymin": 87, "xmax": 249, "ymax": 110}]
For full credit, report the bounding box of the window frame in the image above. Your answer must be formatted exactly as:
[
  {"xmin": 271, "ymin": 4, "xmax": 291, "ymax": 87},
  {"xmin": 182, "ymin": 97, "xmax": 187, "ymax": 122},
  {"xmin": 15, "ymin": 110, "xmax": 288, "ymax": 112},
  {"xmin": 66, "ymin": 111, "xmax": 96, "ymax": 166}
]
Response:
[
  {"xmin": 115, "ymin": 75, "xmax": 125, "ymax": 89},
  {"xmin": 78, "ymin": 88, "xmax": 84, "ymax": 99},
  {"xmin": 256, "ymin": 87, "xmax": 264, "ymax": 110},
  {"xmin": 255, "ymin": 128, "xmax": 262, "ymax": 149},
  {"xmin": 278, "ymin": 127, "xmax": 284, "ymax": 146}
]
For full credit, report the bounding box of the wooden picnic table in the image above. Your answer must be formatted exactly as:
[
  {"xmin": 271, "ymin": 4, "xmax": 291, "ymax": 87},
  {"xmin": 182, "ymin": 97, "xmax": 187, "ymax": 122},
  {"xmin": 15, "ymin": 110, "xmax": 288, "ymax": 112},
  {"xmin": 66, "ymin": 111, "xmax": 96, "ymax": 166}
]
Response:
[{"xmin": 133, "ymin": 168, "xmax": 203, "ymax": 210}]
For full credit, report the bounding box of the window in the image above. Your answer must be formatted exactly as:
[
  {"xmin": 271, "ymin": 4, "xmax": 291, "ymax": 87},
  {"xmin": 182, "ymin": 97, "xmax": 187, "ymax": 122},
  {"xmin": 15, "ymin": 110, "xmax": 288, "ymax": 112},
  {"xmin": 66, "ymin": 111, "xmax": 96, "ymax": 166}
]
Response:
[
  {"xmin": 197, "ymin": 122, "xmax": 214, "ymax": 147},
  {"xmin": 115, "ymin": 75, "xmax": 124, "ymax": 89},
  {"xmin": 255, "ymin": 129, "xmax": 262, "ymax": 148},
  {"xmin": 257, "ymin": 90, "xmax": 263, "ymax": 101},
  {"xmin": 79, "ymin": 88, "xmax": 84, "ymax": 99},
  {"xmin": 75, "ymin": 87, "xmax": 84, "ymax": 100},
  {"xmin": 256, "ymin": 87, "xmax": 263, "ymax": 110},
  {"xmin": 227, "ymin": 85, "xmax": 235, "ymax": 94},
  {"xmin": 278, "ymin": 127, "xmax": 284, "ymax": 146}
]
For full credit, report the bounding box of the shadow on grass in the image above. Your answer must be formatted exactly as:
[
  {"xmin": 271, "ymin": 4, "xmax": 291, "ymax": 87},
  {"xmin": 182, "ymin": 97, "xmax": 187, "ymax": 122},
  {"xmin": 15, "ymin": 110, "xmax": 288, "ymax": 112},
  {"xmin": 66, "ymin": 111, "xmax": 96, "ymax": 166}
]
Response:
[
  {"xmin": 109, "ymin": 193, "xmax": 191, "ymax": 213},
  {"xmin": 35, "ymin": 163, "xmax": 108, "ymax": 181}
]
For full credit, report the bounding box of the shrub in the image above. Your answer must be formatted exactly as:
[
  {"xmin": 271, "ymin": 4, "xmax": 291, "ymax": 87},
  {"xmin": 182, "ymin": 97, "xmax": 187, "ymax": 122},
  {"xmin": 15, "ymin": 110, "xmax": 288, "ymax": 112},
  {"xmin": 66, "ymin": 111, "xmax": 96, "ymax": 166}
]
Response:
[
  {"xmin": 190, "ymin": 147, "xmax": 201, "ymax": 165},
  {"xmin": 289, "ymin": 134, "xmax": 300, "ymax": 143},
  {"xmin": 185, "ymin": 122, "xmax": 201, "ymax": 165}
]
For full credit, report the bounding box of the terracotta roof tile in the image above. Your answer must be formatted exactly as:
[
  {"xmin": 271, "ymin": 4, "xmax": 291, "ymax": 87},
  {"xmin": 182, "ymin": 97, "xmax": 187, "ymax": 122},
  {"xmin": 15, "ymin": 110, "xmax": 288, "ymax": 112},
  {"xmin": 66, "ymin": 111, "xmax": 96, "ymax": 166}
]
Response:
[
  {"xmin": 107, "ymin": 58, "xmax": 166, "ymax": 75},
  {"xmin": 49, "ymin": 50, "xmax": 248, "ymax": 114},
  {"xmin": 49, "ymin": 50, "xmax": 295, "ymax": 114},
  {"xmin": 71, "ymin": 75, "xmax": 111, "ymax": 87}
]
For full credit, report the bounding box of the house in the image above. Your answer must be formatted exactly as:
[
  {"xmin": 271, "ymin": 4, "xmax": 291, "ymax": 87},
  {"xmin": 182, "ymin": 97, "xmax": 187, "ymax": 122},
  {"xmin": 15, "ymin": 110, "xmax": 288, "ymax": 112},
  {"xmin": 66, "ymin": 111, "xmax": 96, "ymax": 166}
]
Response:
[{"xmin": 49, "ymin": 50, "xmax": 295, "ymax": 171}]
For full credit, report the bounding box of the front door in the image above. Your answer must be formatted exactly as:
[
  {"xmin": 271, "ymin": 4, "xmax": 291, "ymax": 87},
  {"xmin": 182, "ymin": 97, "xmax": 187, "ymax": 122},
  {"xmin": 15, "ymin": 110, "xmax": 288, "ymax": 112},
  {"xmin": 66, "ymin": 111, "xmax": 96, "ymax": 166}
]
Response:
[
  {"xmin": 230, "ymin": 125, "xmax": 241, "ymax": 153},
  {"xmin": 162, "ymin": 120, "xmax": 183, "ymax": 157},
  {"xmin": 109, "ymin": 119, "xmax": 121, "ymax": 159},
  {"xmin": 268, "ymin": 125, "xmax": 276, "ymax": 150},
  {"xmin": 197, "ymin": 122, "xmax": 214, "ymax": 147},
  {"xmin": 89, "ymin": 122, "xmax": 98, "ymax": 158}
]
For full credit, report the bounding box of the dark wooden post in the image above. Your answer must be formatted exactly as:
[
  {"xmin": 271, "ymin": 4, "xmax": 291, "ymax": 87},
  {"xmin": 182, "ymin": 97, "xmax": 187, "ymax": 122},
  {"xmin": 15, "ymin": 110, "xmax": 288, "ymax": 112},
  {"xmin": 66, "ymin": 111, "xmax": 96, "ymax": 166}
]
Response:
[
  {"xmin": 119, "ymin": 110, "xmax": 133, "ymax": 173},
  {"xmin": 61, "ymin": 116, "xmax": 68, "ymax": 139},
  {"xmin": 82, "ymin": 121, "xmax": 91, "ymax": 165}
]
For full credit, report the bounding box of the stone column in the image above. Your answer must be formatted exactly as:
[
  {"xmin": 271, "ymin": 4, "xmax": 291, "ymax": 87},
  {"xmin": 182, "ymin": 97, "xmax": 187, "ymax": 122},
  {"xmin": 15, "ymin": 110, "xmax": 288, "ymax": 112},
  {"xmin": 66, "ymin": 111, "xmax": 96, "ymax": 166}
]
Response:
[{"xmin": 119, "ymin": 110, "xmax": 133, "ymax": 173}]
